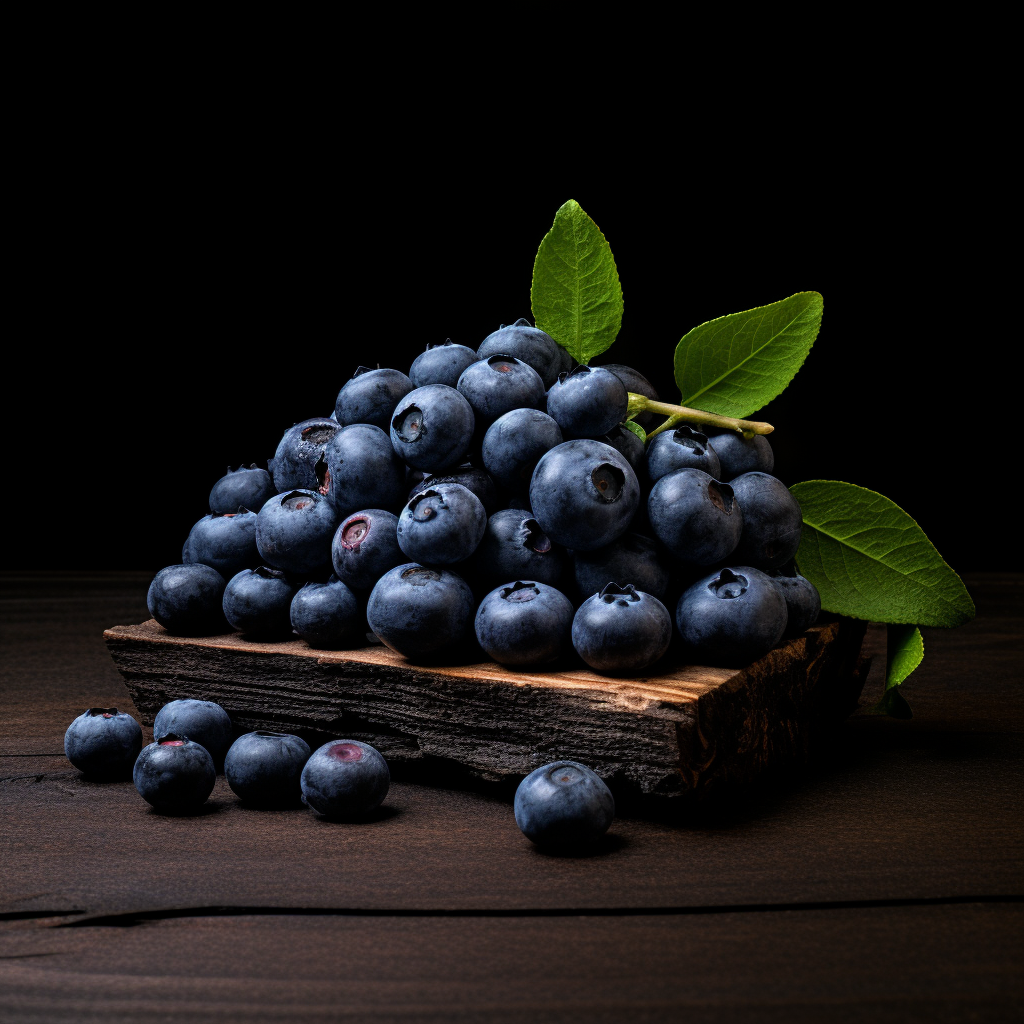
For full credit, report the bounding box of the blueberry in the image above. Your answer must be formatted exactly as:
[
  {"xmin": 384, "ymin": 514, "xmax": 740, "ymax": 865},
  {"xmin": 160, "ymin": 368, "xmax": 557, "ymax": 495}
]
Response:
[
  {"xmin": 704, "ymin": 430, "xmax": 774, "ymax": 480},
  {"xmin": 675, "ymin": 566, "xmax": 789, "ymax": 666},
  {"xmin": 209, "ymin": 464, "xmax": 277, "ymax": 514},
  {"xmin": 546, "ymin": 365, "xmax": 628, "ymax": 439},
  {"xmin": 332, "ymin": 509, "xmax": 404, "ymax": 591},
  {"xmin": 269, "ymin": 418, "xmax": 341, "ymax": 492},
  {"xmin": 514, "ymin": 760, "xmax": 615, "ymax": 849},
  {"xmin": 410, "ymin": 464, "xmax": 501, "ymax": 517},
  {"xmin": 572, "ymin": 583, "xmax": 673, "ymax": 674},
  {"xmin": 316, "ymin": 423, "xmax": 406, "ymax": 518},
  {"xmin": 409, "ymin": 340, "xmax": 479, "ymax": 389},
  {"xmin": 224, "ymin": 730, "xmax": 311, "ymax": 807},
  {"xmin": 64, "ymin": 707, "xmax": 143, "ymax": 780},
  {"xmin": 223, "ymin": 566, "xmax": 300, "ymax": 639},
  {"xmin": 645, "ymin": 426, "xmax": 721, "ymax": 484},
  {"xmin": 472, "ymin": 510, "xmax": 567, "ymax": 592},
  {"xmin": 396, "ymin": 483, "xmax": 487, "ymax": 566},
  {"xmin": 729, "ymin": 472, "xmax": 803, "ymax": 570},
  {"xmin": 647, "ymin": 469, "xmax": 743, "ymax": 567},
  {"xmin": 184, "ymin": 510, "xmax": 261, "ymax": 579},
  {"xmin": 153, "ymin": 698, "xmax": 234, "ymax": 766},
  {"xmin": 133, "ymin": 734, "xmax": 216, "ymax": 813},
  {"xmin": 366, "ymin": 563, "xmax": 476, "ymax": 660},
  {"xmin": 477, "ymin": 319, "xmax": 562, "ymax": 388},
  {"xmin": 290, "ymin": 576, "xmax": 362, "ymax": 648},
  {"xmin": 475, "ymin": 581, "xmax": 574, "ymax": 667},
  {"xmin": 390, "ymin": 384, "xmax": 476, "ymax": 473},
  {"xmin": 255, "ymin": 489, "xmax": 338, "ymax": 577},
  {"xmin": 597, "ymin": 424, "xmax": 645, "ymax": 475},
  {"xmin": 599, "ymin": 364, "xmax": 660, "ymax": 432},
  {"xmin": 300, "ymin": 739, "xmax": 390, "ymax": 819},
  {"xmin": 481, "ymin": 408, "xmax": 564, "ymax": 494},
  {"xmin": 334, "ymin": 367, "xmax": 415, "ymax": 430},
  {"xmin": 529, "ymin": 440, "xmax": 640, "ymax": 552},
  {"xmin": 572, "ymin": 532, "xmax": 672, "ymax": 603},
  {"xmin": 457, "ymin": 355, "xmax": 546, "ymax": 427},
  {"xmin": 147, "ymin": 563, "xmax": 228, "ymax": 636},
  {"xmin": 768, "ymin": 564, "xmax": 821, "ymax": 637}
]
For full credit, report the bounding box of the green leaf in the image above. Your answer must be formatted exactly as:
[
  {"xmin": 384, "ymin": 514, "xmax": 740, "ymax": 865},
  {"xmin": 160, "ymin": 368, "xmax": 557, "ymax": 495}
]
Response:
[
  {"xmin": 791, "ymin": 480, "xmax": 975, "ymax": 628},
  {"xmin": 867, "ymin": 624, "xmax": 923, "ymax": 718},
  {"xmin": 674, "ymin": 292, "xmax": 823, "ymax": 418},
  {"xmin": 621, "ymin": 420, "xmax": 646, "ymax": 444},
  {"xmin": 531, "ymin": 200, "xmax": 623, "ymax": 365}
]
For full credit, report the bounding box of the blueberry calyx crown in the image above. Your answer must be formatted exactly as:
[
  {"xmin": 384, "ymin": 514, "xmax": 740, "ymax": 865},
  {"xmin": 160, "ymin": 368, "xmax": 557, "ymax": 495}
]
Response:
[
  {"xmin": 547, "ymin": 762, "xmax": 585, "ymax": 786},
  {"xmin": 591, "ymin": 463, "xmax": 625, "ymax": 503},
  {"xmin": 407, "ymin": 489, "xmax": 445, "ymax": 521},
  {"xmin": 300, "ymin": 424, "xmax": 337, "ymax": 446},
  {"xmin": 671, "ymin": 425, "xmax": 709, "ymax": 452},
  {"xmin": 707, "ymin": 480, "xmax": 735, "ymax": 513},
  {"xmin": 86, "ymin": 707, "xmax": 119, "ymax": 718},
  {"xmin": 401, "ymin": 566, "xmax": 441, "ymax": 585},
  {"xmin": 341, "ymin": 517, "xmax": 369, "ymax": 550},
  {"xmin": 394, "ymin": 405, "xmax": 424, "ymax": 443},
  {"xmin": 487, "ymin": 354, "xmax": 519, "ymax": 373},
  {"xmin": 511, "ymin": 318, "xmax": 531, "ymax": 327},
  {"xmin": 352, "ymin": 366, "xmax": 375, "ymax": 378},
  {"xmin": 599, "ymin": 582, "xmax": 641, "ymax": 605},
  {"xmin": 557, "ymin": 364, "xmax": 591, "ymax": 386},
  {"xmin": 500, "ymin": 581, "xmax": 540, "ymax": 603},
  {"xmin": 253, "ymin": 566, "xmax": 289, "ymax": 581},
  {"xmin": 282, "ymin": 491, "xmax": 317, "ymax": 512},
  {"xmin": 710, "ymin": 568, "xmax": 748, "ymax": 599},
  {"xmin": 517, "ymin": 518, "xmax": 552, "ymax": 553},
  {"xmin": 156, "ymin": 732, "xmax": 188, "ymax": 746},
  {"xmin": 329, "ymin": 742, "xmax": 364, "ymax": 761}
]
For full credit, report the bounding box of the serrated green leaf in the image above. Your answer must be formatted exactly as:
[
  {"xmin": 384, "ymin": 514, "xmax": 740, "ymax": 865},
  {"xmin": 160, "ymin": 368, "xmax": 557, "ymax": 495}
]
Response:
[
  {"xmin": 531, "ymin": 200, "xmax": 623, "ymax": 365},
  {"xmin": 674, "ymin": 292, "xmax": 823, "ymax": 417},
  {"xmin": 791, "ymin": 480, "xmax": 975, "ymax": 628},
  {"xmin": 621, "ymin": 420, "xmax": 646, "ymax": 444}
]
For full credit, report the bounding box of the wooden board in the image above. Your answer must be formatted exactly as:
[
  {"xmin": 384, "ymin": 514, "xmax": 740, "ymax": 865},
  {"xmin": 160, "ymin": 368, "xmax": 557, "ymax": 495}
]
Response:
[{"xmin": 104, "ymin": 616, "xmax": 867, "ymax": 806}]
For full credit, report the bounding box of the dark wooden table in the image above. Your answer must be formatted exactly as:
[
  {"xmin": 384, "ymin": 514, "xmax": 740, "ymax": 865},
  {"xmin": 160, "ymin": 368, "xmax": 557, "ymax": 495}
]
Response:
[{"xmin": 2, "ymin": 572, "xmax": 1021, "ymax": 1023}]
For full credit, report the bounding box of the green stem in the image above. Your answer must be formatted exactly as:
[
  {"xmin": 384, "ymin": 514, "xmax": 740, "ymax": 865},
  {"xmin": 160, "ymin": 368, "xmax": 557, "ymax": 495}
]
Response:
[{"xmin": 628, "ymin": 394, "xmax": 774, "ymax": 439}]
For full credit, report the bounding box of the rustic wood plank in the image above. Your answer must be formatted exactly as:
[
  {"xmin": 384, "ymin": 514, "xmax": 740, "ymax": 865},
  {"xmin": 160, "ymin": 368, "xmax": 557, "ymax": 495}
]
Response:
[
  {"xmin": 1, "ymin": 905, "xmax": 1020, "ymax": 1023},
  {"xmin": 103, "ymin": 616, "xmax": 868, "ymax": 802}
]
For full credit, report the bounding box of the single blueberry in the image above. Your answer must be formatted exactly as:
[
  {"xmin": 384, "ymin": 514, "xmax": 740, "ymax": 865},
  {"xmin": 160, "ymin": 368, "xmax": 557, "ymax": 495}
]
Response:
[
  {"xmin": 647, "ymin": 469, "xmax": 743, "ymax": 567},
  {"xmin": 704, "ymin": 430, "xmax": 774, "ymax": 480},
  {"xmin": 223, "ymin": 566, "xmax": 300, "ymax": 639},
  {"xmin": 481, "ymin": 408, "xmax": 564, "ymax": 494},
  {"xmin": 645, "ymin": 426, "xmax": 721, "ymax": 484},
  {"xmin": 64, "ymin": 707, "xmax": 143, "ymax": 780},
  {"xmin": 334, "ymin": 367, "xmax": 415, "ymax": 430},
  {"xmin": 572, "ymin": 532, "xmax": 672, "ymax": 604},
  {"xmin": 366, "ymin": 563, "xmax": 476, "ymax": 661},
  {"xmin": 316, "ymin": 422, "xmax": 406, "ymax": 518},
  {"xmin": 514, "ymin": 760, "xmax": 615, "ymax": 849},
  {"xmin": 147, "ymin": 564, "xmax": 228, "ymax": 636},
  {"xmin": 209, "ymin": 464, "xmax": 277, "ymax": 514},
  {"xmin": 675, "ymin": 566, "xmax": 789, "ymax": 666},
  {"xmin": 184, "ymin": 510, "xmax": 261, "ymax": 579},
  {"xmin": 409, "ymin": 340, "xmax": 479, "ymax": 389},
  {"xmin": 546, "ymin": 365, "xmax": 628, "ymax": 439},
  {"xmin": 597, "ymin": 424, "xmax": 645, "ymax": 475},
  {"xmin": 290, "ymin": 576, "xmax": 362, "ymax": 648},
  {"xmin": 768, "ymin": 564, "xmax": 821, "ymax": 637},
  {"xmin": 457, "ymin": 354, "xmax": 546, "ymax": 427},
  {"xmin": 332, "ymin": 509, "xmax": 404, "ymax": 591},
  {"xmin": 224, "ymin": 730, "xmax": 311, "ymax": 807},
  {"xmin": 390, "ymin": 384, "xmax": 476, "ymax": 473},
  {"xmin": 475, "ymin": 580, "xmax": 575, "ymax": 668},
  {"xmin": 529, "ymin": 440, "xmax": 640, "ymax": 552},
  {"xmin": 153, "ymin": 698, "xmax": 234, "ymax": 766},
  {"xmin": 477, "ymin": 319, "xmax": 562, "ymax": 388},
  {"xmin": 572, "ymin": 583, "xmax": 673, "ymax": 674},
  {"xmin": 255, "ymin": 489, "xmax": 338, "ymax": 577},
  {"xmin": 396, "ymin": 484, "xmax": 487, "ymax": 566},
  {"xmin": 729, "ymin": 472, "xmax": 803, "ymax": 570},
  {"xmin": 472, "ymin": 510, "xmax": 567, "ymax": 592},
  {"xmin": 410, "ymin": 464, "xmax": 501, "ymax": 517},
  {"xmin": 300, "ymin": 739, "xmax": 390, "ymax": 819},
  {"xmin": 133, "ymin": 734, "xmax": 216, "ymax": 813},
  {"xmin": 269, "ymin": 418, "xmax": 341, "ymax": 492}
]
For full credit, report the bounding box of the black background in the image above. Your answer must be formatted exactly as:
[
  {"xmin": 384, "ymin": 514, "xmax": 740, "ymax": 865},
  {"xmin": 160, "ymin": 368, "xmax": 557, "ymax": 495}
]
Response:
[{"xmin": 10, "ymin": 132, "xmax": 1002, "ymax": 574}]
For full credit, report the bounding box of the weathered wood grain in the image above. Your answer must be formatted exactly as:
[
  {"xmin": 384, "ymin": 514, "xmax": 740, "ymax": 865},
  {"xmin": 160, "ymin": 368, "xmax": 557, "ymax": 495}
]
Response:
[{"xmin": 104, "ymin": 616, "xmax": 867, "ymax": 803}]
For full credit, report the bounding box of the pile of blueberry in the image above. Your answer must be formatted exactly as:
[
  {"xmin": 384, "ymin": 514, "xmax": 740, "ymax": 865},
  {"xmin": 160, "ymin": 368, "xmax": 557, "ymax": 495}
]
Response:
[
  {"xmin": 148, "ymin": 319, "xmax": 820, "ymax": 676},
  {"xmin": 64, "ymin": 699, "xmax": 614, "ymax": 847}
]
